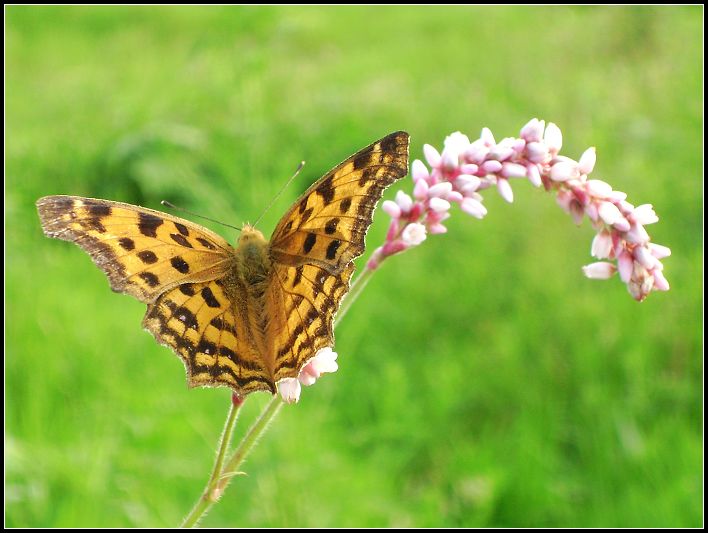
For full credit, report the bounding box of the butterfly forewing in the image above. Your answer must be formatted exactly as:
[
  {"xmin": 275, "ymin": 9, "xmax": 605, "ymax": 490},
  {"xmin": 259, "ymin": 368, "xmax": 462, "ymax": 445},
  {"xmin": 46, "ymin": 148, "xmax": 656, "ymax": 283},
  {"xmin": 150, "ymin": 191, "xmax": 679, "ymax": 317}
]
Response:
[
  {"xmin": 36, "ymin": 196, "xmax": 234, "ymax": 303},
  {"xmin": 269, "ymin": 131, "xmax": 410, "ymax": 273},
  {"xmin": 266, "ymin": 131, "xmax": 410, "ymax": 380}
]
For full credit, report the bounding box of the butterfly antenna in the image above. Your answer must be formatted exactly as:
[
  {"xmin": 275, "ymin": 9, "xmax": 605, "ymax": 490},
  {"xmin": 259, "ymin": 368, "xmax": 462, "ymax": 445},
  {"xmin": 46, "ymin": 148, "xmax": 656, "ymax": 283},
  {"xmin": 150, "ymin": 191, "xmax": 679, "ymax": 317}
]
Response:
[
  {"xmin": 253, "ymin": 161, "xmax": 306, "ymax": 229},
  {"xmin": 160, "ymin": 201, "xmax": 242, "ymax": 232}
]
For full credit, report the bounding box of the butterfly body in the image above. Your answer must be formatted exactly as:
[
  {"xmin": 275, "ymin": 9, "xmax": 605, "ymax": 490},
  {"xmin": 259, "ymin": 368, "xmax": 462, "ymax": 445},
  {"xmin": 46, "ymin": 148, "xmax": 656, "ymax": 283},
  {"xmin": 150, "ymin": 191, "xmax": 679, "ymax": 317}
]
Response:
[{"xmin": 37, "ymin": 132, "xmax": 410, "ymax": 397}]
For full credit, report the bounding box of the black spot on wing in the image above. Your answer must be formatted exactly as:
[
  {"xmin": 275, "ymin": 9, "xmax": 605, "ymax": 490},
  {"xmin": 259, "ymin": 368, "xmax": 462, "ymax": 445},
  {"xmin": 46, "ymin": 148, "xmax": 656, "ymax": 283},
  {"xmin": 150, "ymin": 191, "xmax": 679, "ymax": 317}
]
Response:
[
  {"xmin": 201, "ymin": 286, "xmax": 221, "ymax": 308},
  {"xmin": 139, "ymin": 272, "xmax": 160, "ymax": 287},
  {"xmin": 175, "ymin": 306, "xmax": 199, "ymax": 330},
  {"xmin": 326, "ymin": 240, "xmax": 341, "ymax": 260},
  {"xmin": 138, "ymin": 212, "xmax": 163, "ymax": 237},
  {"xmin": 303, "ymin": 233, "xmax": 317, "ymax": 254},
  {"xmin": 171, "ymin": 233, "xmax": 193, "ymax": 248},
  {"xmin": 316, "ymin": 175, "xmax": 335, "ymax": 204},
  {"xmin": 196, "ymin": 237, "xmax": 216, "ymax": 250},
  {"xmin": 87, "ymin": 204, "xmax": 112, "ymax": 217},
  {"xmin": 171, "ymin": 256, "xmax": 190, "ymax": 274},
  {"xmin": 137, "ymin": 250, "xmax": 158, "ymax": 264},
  {"xmin": 174, "ymin": 222, "xmax": 190, "ymax": 236},
  {"xmin": 352, "ymin": 152, "xmax": 371, "ymax": 170},
  {"xmin": 339, "ymin": 197, "xmax": 352, "ymax": 214},
  {"xmin": 179, "ymin": 283, "xmax": 196, "ymax": 296},
  {"xmin": 325, "ymin": 218, "xmax": 339, "ymax": 234},
  {"xmin": 119, "ymin": 237, "xmax": 135, "ymax": 251}
]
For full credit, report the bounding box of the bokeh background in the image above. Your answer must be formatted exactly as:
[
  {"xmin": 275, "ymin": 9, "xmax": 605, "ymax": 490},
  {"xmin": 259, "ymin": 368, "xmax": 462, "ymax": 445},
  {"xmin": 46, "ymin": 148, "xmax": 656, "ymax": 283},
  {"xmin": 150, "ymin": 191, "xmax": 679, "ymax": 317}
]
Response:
[{"xmin": 6, "ymin": 5, "xmax": 702, "ymax": 527}]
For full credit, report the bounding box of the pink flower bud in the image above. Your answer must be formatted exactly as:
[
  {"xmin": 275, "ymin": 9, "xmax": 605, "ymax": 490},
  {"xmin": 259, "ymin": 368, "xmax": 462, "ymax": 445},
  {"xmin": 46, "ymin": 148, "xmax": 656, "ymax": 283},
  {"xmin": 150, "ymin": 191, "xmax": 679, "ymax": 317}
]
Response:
[
  {"xmin": 481, "ymin": 127, "xmax": 496, "ymax": 146},
  {"xmin": 653, "ymin": 270, "xmax": 670, "ymax": 291},
  {"xmin": 444, "ymin": 131, "xmax": 471, "ymax": 155},
  {"xmin": 411, "ymin": 159, "xmax": 430, "ymax": 183},
  {"xmin": 582, "ymin": 262, "xmax": 617, "ymax": 279},
  {"xmin": 423, "ymin": 144, "xmax": 441, "ymax": 167},
  {"xmin": 634, "ymin": 245, "xmax": 658, "ymax": 270},
  {"xmin": 625, "ymin": 223, "xmax": 650, "ymax": 244},
  {"xmin": 501, "ymin": 162, "xmax": 527, "ymax": 179},
  {"xmin": 618, "ymin": 250, "xmax": 634, "ymax": 283},
  {"xmin": 649, "ymin": 243, "xmax": 671, "ymax": 259},
  {"xmin": 520, "ymin": 118, "xmax": 545, "ymax": 142},
  {"xmin": 383, "ymin": 240, "xmax": 407, "ymax": 255},
  {"xmin": 632, "ymin": 204, "xmax": 659, "ymax": 225},
  {"xmin": 512, "ymin": 138, "xmax": 526, "ymax": 154},
  {"xmin": 306, "ymin": 347, "xmax": 338, "ymax": 378},
  {"xmin": 440, "ymin": 147, "xmax": 459, "ymax": 170},
  {"xmin": 586, "ymin": 179, "xmax": 613, "ymax": 198},
  {"xmin": 464, "ymin": 141, "xmax": 490, "ymax": 164},
  {"xmin": 550, "ymin": 161, "xmax": 576, "ymax": 182},
  {"xmin": 591, "ymin": 230, "xmax": 613, "ymax": 259},
  {"xmin": 428, "ymin": 222, "xmax": 448, "ymax": 234},
  {"xmin": 461, "ymin": 197, "xmax": 487, "ymax": 218},
  {"xmin": 526, "ymin": 163, "xmax": 542, "ymax": 187},
  {"xmin": 525, "ymin": 142, "xmax": 548, "ymax": 163},
  {"xmin": 556, "ymin": 189, "xmax": 573, "ymax": 212},
  {"xmin": 578, "ymin": 147, "xmax": 597, "ymax": 174},
  {"xmin": 496, "ymin": 178, "xmax": 514, "ymax": 203},
  {"xmin": 456, "ymin": 174, "xmax": 481, "ymax": 193},
  {"xmin": 612, "ymin": 216, "xmax": 631, "ymax": 233},
  {"xmin": 395, "ymin": 190, "xmax": 413, "ymax": 213},
  {"xmin": 460, "ymin": 163, "xmax": 479, "ymax": 174},
  {"xmin": 598, "ymin": 201, "xmax": 623, "ymax": 225},
  {"xmin": 401, "ymin": 222, "xmax": 427, "ymax": 246},
  {"xmin": 382, "ymin": 200, "xmax": 401, "ymax": 219},
  {"xmin": 481, "ymin": 160, "xmax": 503, "ymax": 174},
  {"xmin": 584, "ymin": 202, "xmax": 599, "ymax": 223},
  {"xmin": 413, "ymin": 178, "xmax": 429, "ymax": 200},
  {"xmin": 278, "ymin": 378, "xmax": 302, "ymax": 403},
  {"xmin": 488, "ymin": 145, "xmax": 514, "ymax": 162},
  {"xmin": 447, "ymin": 191, "xmax": 463, "ymax": 203},
  {"xmin": 609, "ymin": 191, "xmax": 628, "ymax": 203},
  {"xmin": 570, "ymin": 202, "xmax": 585, "ymax": 225},
  {"xmin": 429, "ymin": 197, "xmax": 451, "ymax": 213},
  {"xmin": 428, "ymin": 182, "xmax": 453, "ymax": 198},
  {"xmin": 544, "ymin": 122, "xmax": 563, "ymax": 154}
]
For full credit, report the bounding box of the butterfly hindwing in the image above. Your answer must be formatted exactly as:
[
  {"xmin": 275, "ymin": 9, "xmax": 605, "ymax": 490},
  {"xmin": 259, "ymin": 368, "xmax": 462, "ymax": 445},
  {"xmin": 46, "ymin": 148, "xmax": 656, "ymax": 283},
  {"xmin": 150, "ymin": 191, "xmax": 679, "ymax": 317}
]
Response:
[
  {"xmin": 36, "ymin": 196, "xmax": 235, "ymax": 303},
  {"xmin": 142, "ymin": 279, "xmax": 275, "ymax": 395},
  {"xmin": 266, "ymin": 131, "xmax": 410, "ymax": 379}
]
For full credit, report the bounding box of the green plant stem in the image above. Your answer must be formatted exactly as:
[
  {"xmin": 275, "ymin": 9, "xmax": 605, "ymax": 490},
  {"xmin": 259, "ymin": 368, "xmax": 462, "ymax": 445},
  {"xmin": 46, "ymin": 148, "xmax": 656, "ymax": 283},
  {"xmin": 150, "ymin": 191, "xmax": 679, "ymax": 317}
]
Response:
[
  {"xmin": 181, "ymin": 399, "xmax": 242, "ymax": 528},
  {"xmin": 181, "ymin": 396, "xmax": 283, "ymax": 527},
  {"xmin": 181, "ymin": 261, "xmax": 379, "ymax": 527}
]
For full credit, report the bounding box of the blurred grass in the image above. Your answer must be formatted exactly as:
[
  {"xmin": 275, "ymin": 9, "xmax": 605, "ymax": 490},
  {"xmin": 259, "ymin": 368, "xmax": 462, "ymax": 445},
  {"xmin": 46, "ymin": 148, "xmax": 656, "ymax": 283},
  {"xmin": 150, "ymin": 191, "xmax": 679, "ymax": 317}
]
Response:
[{"xmin": 5, "ymin": 5, "xmax": 702, "ymax": 527}]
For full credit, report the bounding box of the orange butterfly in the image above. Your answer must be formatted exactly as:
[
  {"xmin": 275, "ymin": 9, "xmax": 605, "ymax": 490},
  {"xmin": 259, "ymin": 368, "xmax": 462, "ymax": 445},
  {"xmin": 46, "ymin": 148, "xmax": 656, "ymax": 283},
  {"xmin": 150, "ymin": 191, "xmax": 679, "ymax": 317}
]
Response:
[{"xmin": 37, "ymin": 132, "xmax": 410, "ymax": 397}]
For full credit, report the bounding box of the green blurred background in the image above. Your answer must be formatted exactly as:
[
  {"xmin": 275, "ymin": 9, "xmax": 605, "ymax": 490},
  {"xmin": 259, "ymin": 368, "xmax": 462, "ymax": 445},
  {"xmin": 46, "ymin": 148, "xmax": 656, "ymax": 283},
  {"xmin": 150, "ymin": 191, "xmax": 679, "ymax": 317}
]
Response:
[{"xmin": 6, "ymin": 5, "xmax": 702, "ymax": 527}]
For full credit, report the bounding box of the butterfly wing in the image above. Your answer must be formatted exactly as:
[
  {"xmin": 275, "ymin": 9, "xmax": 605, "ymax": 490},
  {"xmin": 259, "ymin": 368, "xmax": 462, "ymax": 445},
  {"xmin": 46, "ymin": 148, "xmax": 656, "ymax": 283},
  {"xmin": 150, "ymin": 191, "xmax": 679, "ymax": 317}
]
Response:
[
  {"xmin": 37, "ymin": 196, "xmax": 270, "ymax": 394},
  {"xmin": 266, "ymin": 131, "xmax": 410, "ymax": 382},
  {"xmin": 142, "ymin": 279, "xmax": 274, "ymax": 395},
  {"xmin": 37, "ymin": 196, "xmax": 234, "ymax": 303}
]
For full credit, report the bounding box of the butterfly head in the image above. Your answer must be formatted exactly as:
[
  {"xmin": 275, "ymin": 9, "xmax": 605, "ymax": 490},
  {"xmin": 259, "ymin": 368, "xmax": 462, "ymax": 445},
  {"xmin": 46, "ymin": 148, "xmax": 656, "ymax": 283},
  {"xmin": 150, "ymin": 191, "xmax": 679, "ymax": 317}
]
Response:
[{"xmin": 239, "ymin": 224, "xmax": 266, "ymax": 245}]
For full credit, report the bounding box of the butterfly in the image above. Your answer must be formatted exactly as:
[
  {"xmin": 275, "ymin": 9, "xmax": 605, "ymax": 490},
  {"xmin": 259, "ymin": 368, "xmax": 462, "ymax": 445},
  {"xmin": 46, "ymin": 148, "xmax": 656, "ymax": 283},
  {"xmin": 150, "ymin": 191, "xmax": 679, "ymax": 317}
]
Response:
[{"xmin": 36, "ymin": 132, "xmax": 410, "ymax": 397}]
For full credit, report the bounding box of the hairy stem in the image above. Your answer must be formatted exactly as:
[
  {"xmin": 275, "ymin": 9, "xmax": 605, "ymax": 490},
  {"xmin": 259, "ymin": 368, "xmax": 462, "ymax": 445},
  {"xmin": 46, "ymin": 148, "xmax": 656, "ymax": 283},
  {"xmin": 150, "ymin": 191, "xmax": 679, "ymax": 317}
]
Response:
[{"xmin": 181, "ymin": 398, "xmax": 242, "ymax": 528}]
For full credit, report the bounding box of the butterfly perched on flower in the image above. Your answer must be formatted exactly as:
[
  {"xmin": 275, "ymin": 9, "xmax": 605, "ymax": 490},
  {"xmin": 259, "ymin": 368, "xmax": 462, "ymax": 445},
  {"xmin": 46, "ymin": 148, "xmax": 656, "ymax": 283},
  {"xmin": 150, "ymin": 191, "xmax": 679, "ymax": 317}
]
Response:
[{"xmin": 37, "ymin": 132, "xmax": 410, "ymax": 398}]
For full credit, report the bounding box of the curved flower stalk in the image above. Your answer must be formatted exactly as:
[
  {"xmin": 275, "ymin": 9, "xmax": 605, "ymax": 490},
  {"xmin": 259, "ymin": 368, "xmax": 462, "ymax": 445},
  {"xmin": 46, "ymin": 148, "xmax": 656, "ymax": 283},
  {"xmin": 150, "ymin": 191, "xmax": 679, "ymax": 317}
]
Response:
[{"xmin": 369, "ymin": 118, "xmax": 671, "ymax": 302}]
